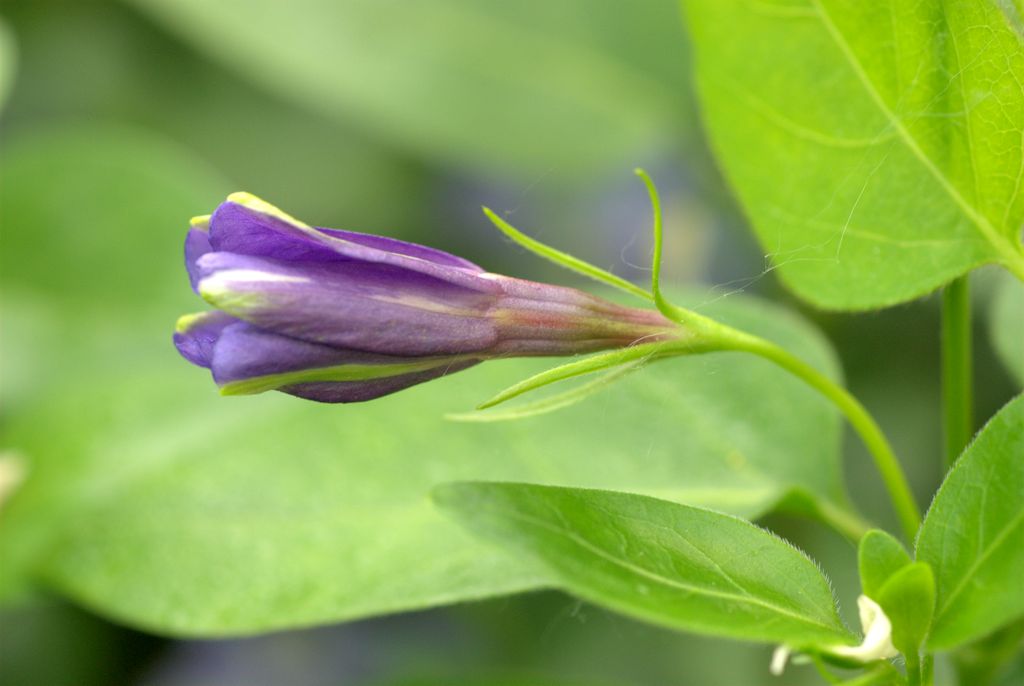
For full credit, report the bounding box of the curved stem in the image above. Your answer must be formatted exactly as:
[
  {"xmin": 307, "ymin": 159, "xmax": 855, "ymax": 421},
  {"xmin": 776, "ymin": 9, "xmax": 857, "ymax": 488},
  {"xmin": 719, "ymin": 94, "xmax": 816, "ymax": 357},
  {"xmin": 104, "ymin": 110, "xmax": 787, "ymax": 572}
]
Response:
[
  {"xmin": 633, "ymin": 168, "xmax": 919, "ymax": 541},
  {"xmin": 719, "ymin": 330, "xmax": 921, "ymax": 543},
  {"xmin": 941, "ymin": 276, "xmax": 973, "ymax": 468}
]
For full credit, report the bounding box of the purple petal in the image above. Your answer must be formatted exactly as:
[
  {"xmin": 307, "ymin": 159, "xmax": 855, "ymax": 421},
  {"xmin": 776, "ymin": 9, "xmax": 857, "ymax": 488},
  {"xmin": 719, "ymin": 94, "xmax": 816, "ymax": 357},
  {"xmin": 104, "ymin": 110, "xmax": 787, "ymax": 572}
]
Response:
[
  {"xmin": 195, "ymin": 252, "xmax": 501, "ymax": 356},
  {"xmin": 208, "ymin": 197, "xmax": 485, "ymax": 284},
  {"xmin": 209, "ymin": 323, "xmax": 478, "ymax": 403},
  {"xmin": 173, "ymin": 311, "xmax": 239, "ymax": 368},
  {"xmin": 281, "ymin": 363, "xmax": 477, "ymax": 403},
  {"xmin": 316, "ymin": 226, "xmax": 482, "ymax": 272},
  {"xmin": 185, "ymin": 227, "xmax": 213, "ymax": 293}
]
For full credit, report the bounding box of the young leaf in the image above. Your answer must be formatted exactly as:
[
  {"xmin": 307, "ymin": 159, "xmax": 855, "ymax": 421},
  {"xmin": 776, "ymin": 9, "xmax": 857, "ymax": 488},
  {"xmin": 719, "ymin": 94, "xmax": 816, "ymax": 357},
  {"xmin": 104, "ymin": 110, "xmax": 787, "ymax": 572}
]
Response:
[
  {"xmin": 916, "ymin": 394, "xmax": 1024, "ymax": 650},
  {"xmin": 875, "ymin": 562, "xmax": 935, "ymax": 658},
  {"xmin": 857, "ymin": 529, "xmax": 911, "ymax": 599},
  {"xmin": 433, "ymin": 482, "xmax": 855, "ymax": 648},
  {"xmin": 681, "ymin": 0, "xmax": 1024, "ymax": 309}
]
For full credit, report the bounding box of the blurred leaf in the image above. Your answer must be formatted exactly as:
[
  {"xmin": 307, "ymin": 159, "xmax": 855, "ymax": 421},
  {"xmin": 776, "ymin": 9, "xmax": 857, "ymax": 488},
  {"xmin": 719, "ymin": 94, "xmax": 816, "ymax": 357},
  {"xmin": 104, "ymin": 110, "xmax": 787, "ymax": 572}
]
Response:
[
  {"xmin": 916, "ymin": 394, "xmax": 1024, "ymax": 650},
  {"xmin": 875, "ymin": 562, "xmax": 935, "ymax": 658},
  {"xmin": 0, "ymin": 17, "xmax": 16, "ymax": 112},
  {"xmin": 433, "ymin": 483, "xmax": 854, "ymax": 646},
  {"xmin": 0, "ymin": 126, "xmax": 229, "ymax": 311},
  {"xmin": 990, "ymin": 273, "xmax": 1024, "ymax": 387},
  {"xmin": 681, "ymin": 0, "xmax": 1024, "ymax": 309},
  {"xmin": 2, "ymin": 1, "xmax": 426, "ymax": 231},
  {"xmin": 125, "ymin": 0, "xmax": 689, "ymax": 178},
  {"xmin": 0, "ymin": 126, "xmax": 230, "ymax": 416},
  {"xmin": 857, "ymin": 529, "xmax": 911, "ymax": 599},
  {"xmin": 1, "ymin": 288, "xmax": 850, "ymax": 634}
]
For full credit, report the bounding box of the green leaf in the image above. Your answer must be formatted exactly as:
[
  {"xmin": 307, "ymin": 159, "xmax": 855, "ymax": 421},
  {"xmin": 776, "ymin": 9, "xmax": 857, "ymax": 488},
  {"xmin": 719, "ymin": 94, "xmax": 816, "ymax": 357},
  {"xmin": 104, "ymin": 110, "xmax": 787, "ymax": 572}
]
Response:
[
  {"xmin": 125, "ymin": 0, "xmax": 690, "ymax": 178},
  {"xmin": 0, "ymin": 290, "xmax": 851, "ymax": 634},
  {"xmin": 433, "ymin": 483, "xmax": 855, "ymax": 647},
  {"xmin": 875, "ymin": 562, "xmax": 935, "ymax": 657},
  {"xmin": 681, "ymin": 0, "xmax": 1024, "ymax": 309},
  {"xmin": 857, "ymin": 529, "xmax": 912, "ymax": 599},
  {"xmin": 0, "ymin": 126, "xmax": 229, "ymax": 312},
  {"xmin": 916, "ymin": 394, "xmax": 1024, "ymax": 650},
  {"xmin": 990, "ymin": 273, "xmax": 1024, "ymax": 387}
]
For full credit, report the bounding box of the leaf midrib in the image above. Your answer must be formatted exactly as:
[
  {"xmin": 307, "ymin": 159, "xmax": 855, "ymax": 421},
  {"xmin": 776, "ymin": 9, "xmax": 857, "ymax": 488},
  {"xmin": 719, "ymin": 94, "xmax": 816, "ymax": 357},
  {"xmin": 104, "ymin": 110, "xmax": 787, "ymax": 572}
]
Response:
[
  {"xmin": 811, "ymin": 0, "xmax": 1024, "ymax": 277},
  {"xmin": 491, "ymin": 504, "xmax": 848, "ymax": 639}
]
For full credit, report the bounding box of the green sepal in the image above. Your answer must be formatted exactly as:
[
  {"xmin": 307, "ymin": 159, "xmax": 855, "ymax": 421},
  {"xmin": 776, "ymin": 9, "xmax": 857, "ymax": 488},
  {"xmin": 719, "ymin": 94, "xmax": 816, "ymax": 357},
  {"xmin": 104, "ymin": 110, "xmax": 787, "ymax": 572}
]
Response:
[
  {"xmin": 476, "ymin": 341, "xmax": 702, "ymax": 410},
  {"xmin": 481, "ymin": 207, "xmax": 651, "ymax": 301},
  {"xmin": 858, "ymin": 529, "xmax": 912, "ymax": 599},
  {"xmin": 875, "ymin": 562, "xmax": 936, "ymax": 658},
  {"xmin": 449, "ymin": 362, "xmax": 643, "ymax": 422}
]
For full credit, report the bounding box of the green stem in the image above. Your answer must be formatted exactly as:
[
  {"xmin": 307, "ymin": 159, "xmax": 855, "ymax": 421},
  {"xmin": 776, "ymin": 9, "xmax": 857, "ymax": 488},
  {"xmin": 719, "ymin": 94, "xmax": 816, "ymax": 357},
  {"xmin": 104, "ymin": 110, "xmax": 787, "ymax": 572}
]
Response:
[
  {"xmin": 906, "ymin": 654, "xmax": 922, "ymax": 686},
  {"xmin": 941, "ymin": 276, "xmax": 973, "ymax": 467},
  {"xmin": 655, "ymin": 306, "xmax": 921, "ymax": 542},
  {"xmin": 734, "ymin": 333, "xmax": 921, "ymax": 542},
  {"xmin": 634, "ymin": 168, "xmax": 918, "ymax": 541}
]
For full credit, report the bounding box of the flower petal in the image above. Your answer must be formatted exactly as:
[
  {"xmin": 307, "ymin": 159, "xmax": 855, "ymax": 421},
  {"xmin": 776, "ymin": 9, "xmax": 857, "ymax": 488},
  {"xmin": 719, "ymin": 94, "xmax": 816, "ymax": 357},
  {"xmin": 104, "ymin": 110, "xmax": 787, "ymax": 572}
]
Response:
[
  {"xmin": 185, "ymin": 216, "xmax": 213, "ymax": 293},
  {"xmin": 209, "ymin": 323, "xmax": 478, "ymax": 403},
  {"xmin": 209, "ymin": 193, "xmax": 485, "ymax": 277},
  {"xmin": 196, "ymin": 252, "xmax": 501, "ymax": 356},
  {"xmin": 173, "ymin": 310, "xmax": 238, "ymax": 368}
]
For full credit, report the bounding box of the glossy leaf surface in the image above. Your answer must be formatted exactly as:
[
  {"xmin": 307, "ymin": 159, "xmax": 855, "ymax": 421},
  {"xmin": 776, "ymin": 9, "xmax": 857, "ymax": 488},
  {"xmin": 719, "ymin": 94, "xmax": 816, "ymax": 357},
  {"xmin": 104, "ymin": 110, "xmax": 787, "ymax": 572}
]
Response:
[
  {"xmin": 681, "ymin": 0, "xmax": 1024, "ymax": 309},
  {"xmin": 434, "ymin": 483, "xmax": 854, "ymax": 646},
  {"xmin": 917, "ymin": 395, "xmax": 1024, "ymax": 650}
]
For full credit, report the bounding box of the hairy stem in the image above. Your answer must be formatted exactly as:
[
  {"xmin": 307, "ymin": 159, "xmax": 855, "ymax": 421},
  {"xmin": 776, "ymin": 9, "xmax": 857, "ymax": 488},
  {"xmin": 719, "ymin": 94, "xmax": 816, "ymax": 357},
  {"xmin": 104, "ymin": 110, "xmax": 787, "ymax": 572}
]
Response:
[
  {"xmin": 738, "ymin": 335, "xmax": 920, "ymax": 542},
  {"xmin": 941, "ymin": 276, "xmax": 973, "ymax": 467},
  {"xmin": 634, "ymin": 167, "xmax": 919, "ymax": 540},
  {"xmin": 671, "ymin": 317, "xmax": 922, "ymax": 543}
]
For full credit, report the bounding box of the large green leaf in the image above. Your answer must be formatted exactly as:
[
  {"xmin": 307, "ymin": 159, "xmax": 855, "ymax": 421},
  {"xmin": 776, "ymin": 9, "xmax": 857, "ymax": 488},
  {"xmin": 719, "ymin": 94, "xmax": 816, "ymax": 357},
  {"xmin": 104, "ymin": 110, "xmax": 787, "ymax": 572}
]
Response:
[
  {"xmin": 916, "ymin": 394, "xmax": 1024, "ymax": 650},
  {"xmin": 433, "ymin": 483, "xmax": 854, "ymax": 647},
  {"xmin": 1, "ymin": 120, "xmax": 852, "ymax": 634},
  {"xmin": 0, "ymin": 126, "xmax": 230, "ymax": 410},
  {"xmin": 990, "ymin": 273, "xmax": 1024, "ymax": 387},
  {"xmin": 1, "ymin": 296, "xmax": 850, "ymax": 635},
  {"xmin": 681, "ymin": 0, "xmax": 1024, "ymax": 309},
  {"xmin": 0, "ymin": 126, "xmax": 229, "ymax": 312},
  {"xmin": 125, "ymin": 0, "xmax": 690, "ymax": 178}
]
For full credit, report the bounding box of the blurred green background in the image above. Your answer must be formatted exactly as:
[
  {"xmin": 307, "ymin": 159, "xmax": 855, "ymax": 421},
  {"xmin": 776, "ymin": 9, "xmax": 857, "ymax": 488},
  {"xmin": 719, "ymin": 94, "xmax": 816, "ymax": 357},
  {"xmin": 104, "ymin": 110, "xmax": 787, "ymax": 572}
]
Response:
[{"xmin": 0, "ymin": 1, "xmax": 1019, "ymax": 684}]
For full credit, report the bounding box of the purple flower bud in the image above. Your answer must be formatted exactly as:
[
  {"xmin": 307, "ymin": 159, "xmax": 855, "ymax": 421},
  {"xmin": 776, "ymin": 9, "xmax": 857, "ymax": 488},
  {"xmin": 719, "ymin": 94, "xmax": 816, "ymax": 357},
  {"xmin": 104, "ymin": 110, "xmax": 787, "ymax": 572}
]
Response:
[{"xmin": 174, "ymin": 193, "xmax": 679, "ymax": 403}]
